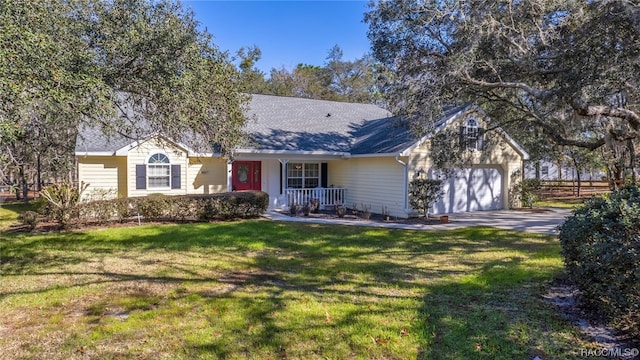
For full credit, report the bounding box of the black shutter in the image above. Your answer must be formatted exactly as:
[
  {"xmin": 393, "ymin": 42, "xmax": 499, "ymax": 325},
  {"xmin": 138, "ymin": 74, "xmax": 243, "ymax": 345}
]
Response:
[
  {"xmin": 477, "ymin": 127, "xmax": 485, "ymax": 150},
  {"xmin": 459, "ymin": 125, "xmax": 466, "ymax": 149},
  {"xmin": 321, "ymin": 163, "xmax": 328, "ymax": 188},
  {"xmin": 171, "ymin": 165, "xmax": 181, "ymax": 189},
  {"xmin": 279, "ymin": 163, "xmax": 283, "ymax": 194},
  {"xmin": 136, "ymin": 165, "xmax": 146, "ymax": 189}
]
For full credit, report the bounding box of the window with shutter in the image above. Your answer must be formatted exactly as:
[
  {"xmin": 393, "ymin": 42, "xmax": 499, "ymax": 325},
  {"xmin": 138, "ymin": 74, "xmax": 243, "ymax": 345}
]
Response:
[
  {"xmin": 462, "ymin": 118, "xmax": 484, "ymax": 151},
  {"xmin": 147, "ymin": 153, "xmax": 171, "ymax": 189}
]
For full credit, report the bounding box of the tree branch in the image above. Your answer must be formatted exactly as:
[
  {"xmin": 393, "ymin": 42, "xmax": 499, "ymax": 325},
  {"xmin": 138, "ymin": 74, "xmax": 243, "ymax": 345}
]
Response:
[
  {"xmin": 463, "ymin": 72, "xmax": 555, "ymax": 99},
  {"xmin": 570, "ymin": 99, "xmax": 640, "ymax": 130}
]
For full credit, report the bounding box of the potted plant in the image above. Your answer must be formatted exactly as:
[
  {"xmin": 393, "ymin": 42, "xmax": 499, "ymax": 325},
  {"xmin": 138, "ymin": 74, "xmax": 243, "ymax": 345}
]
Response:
[
  {"xmin": 289, "ymin": 203, "xmax": 298, "ymax": 216},
  {"xmin": 309, "ymin": 199, "xmax": 320, "ymax": 213},
  {"xmin": 302, "ymin": 203, "xmax": 311, "ymax": 216},
  {"xmin": 382, "ymin": 206, "xmax": 391, "ymax": 221},
  {"xmin": 361, "ymin": 203, "xmax": 371, "ymax": 220}
]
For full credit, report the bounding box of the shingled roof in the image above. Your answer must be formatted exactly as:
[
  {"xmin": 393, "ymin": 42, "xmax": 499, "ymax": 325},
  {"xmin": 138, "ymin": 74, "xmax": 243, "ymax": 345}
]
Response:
[
  {"xmin": 245, "ymin": 94, "xmax": 418, "ymax": 154},
  {"xmin": 75, "ymin": 94, "xmax": 467, "ymax": 155}
]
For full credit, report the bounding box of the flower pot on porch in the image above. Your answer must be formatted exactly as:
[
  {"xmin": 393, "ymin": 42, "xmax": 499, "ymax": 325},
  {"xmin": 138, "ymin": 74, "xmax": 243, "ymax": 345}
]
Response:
[{"xmin": 439, "ymin": 215, "xmax": 449, "ymax": 224}]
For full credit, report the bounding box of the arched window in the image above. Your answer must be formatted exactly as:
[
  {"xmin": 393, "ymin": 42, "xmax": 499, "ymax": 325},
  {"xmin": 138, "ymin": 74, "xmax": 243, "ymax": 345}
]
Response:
[
  {"xmin": 135, "ymin": 153, "xmax": 181, "ymax": 190},
  {"xmin": 147, "ymin": 153, "xmax": 171, "ymax": 188}
]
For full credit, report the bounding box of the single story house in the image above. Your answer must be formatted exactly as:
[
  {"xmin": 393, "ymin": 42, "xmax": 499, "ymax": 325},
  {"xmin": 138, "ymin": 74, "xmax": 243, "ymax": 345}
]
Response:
[
  {"xmin": 524, "ymin": 160, "xmax": 606, "ymax": 182},
  {"xmin": 75, "ymin": 94, "xmax": 529, "ymax": 218}
]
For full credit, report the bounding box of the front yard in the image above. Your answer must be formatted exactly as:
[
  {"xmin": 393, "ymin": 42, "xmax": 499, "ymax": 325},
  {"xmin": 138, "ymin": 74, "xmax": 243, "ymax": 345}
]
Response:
[{"xmin": 1, "ymin": 214, "xmax": 597, "ymax": 359}]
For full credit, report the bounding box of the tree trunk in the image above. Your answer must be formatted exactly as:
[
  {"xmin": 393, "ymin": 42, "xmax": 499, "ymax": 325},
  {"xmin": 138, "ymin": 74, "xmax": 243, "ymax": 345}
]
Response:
[
  {"xmin": 628, "ymin": 139, "xmax": 637, "ymax": 184},
  {"xmin": 573, "ymin": 158, "xmax": 582, "ymax": 197},
  {"xmin": 37, "ymin": 154, "xmax": 42, "ymax": 192},
  {"xmin": 558, "ymin": 161, "xmax": 562, "ymax": 180},
  {"xmin": 19, "ymin": 164, "xmax": 28, "ymax": 204}
]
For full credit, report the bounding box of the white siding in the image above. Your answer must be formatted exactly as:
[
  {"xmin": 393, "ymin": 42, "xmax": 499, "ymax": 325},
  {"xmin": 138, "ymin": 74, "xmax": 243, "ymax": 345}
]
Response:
[
  {"xmin": 261, "ymin": 159, "xmax": 283, "ymax": 209},
  {"xmin": 524, "ymin": 161, "xmax": 606, "ymax": 181},
  {"xmin": 330, "ymin": 157, "xmax": 407, "ymax": 218},
  {"xmin": 127, "ymin": 138, "xmax": 188, "ymax": 197}
]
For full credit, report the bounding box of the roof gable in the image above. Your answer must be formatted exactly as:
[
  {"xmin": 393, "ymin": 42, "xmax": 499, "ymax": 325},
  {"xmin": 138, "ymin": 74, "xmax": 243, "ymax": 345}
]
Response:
[{"xmin": 399, "ymin": 104, "xmax": 530, "ymax": 160}]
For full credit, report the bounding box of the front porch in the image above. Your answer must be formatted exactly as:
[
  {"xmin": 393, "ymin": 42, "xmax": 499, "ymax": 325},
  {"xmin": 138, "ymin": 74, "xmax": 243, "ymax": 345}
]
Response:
[{"xmin": 284, "ymin": 187, "xmax": 347, "ymax": 210}]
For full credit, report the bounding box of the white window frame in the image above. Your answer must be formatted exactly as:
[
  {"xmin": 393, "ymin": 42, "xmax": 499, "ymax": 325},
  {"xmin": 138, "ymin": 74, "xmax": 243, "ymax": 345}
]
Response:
[
  {"xmin": 147, "ymin": 153, "xmax": 171, "ymax": 190},
  {"xmin": 464, "ymin": 118, "xmax": 480, "ymax": 151},
  {"xmin": 541, "ymin": 165, "xmax": 549, "ymax": 177},
  {"xmin": 286, "ymin": 162, "xmax": 320, "ymax": 189}
]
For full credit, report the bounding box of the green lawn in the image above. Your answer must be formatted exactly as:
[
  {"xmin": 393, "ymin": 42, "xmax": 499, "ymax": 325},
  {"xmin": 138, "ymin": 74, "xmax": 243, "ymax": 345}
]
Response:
[
  {"xmin": 1, "ymin": 219, "xmax": 596, "ymax": 359},
  {"xmin": 534, "ymin": 198, "xmax": 585, "ymax": 209},
  {"xmin": 0, "ymin": 201, "xmax": 35, "ymax": 231}
]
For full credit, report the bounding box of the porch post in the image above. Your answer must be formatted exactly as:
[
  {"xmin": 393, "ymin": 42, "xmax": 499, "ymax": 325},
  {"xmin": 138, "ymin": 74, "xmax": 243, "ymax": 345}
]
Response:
[
  {"xmin": 278, "ymin": 159, "xmax": 288, "ymax": 194},
  {"xmin": 227, "ymin": 160, "xmax": 233, "ymax": 192}
]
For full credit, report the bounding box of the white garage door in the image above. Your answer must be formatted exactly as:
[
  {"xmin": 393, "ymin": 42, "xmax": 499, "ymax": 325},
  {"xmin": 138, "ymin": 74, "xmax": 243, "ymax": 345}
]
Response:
[{"xmin": 430, "ymin": 167, "xmax": 503, "ymax": 214}]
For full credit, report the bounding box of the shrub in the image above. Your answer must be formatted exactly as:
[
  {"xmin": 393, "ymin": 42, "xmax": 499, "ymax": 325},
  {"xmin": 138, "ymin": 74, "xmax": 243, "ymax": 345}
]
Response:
[
  {"xmin": 78, "ymin": 199, "xmax": 117, "ymax": 225},
  {"xmin": 18, "ymin": 211, "xmax": 39, "ymax": 231},
  {"xmin": 137, "ymin": 194, "xmax": 171, "ymax": 219},
  {"xmin": 514, "ymin": 178, "xmax": 542, "ymax": 208},
  {"xmin": 38, "ymin": 190, "xmax": 269, "ymax": 228},
  {"xmin": 408, "ymin": 178, "xmax": 443, "ymax": 217},
  {"xmin": 40, "ymin": 182, "xmax": 88, "ymax": 229},
  {"xmin": 301, "ymin": 203, "xmax": 310, "ymax": 216},
  {"xmin": 559, "ymin": 185, "xmax": 640, "ymax": 336}
]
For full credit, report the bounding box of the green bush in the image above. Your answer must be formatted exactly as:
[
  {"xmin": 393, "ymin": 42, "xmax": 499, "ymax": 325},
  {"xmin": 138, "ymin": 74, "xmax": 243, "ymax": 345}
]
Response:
[
  {"xmin": 18, "ymin": 211, "xmax": 39, "ymax": 231},
  {"xmin": 514, "ymin": 178, "xmax": 542, "ymax": 208},
  {"xmin": 39, "ymin": 191, "xmax": 269, "ymax": 227},
  {"xmin": 559, "ymin": 185, "xmax": 640, "ymax": 336},
  {"xmin": 408, "ymin": 178, "xmax": 443, "ymax": 217},
  {"xmin": 78, "ymin": 199, "xmax": 117, "ymax": 225}
]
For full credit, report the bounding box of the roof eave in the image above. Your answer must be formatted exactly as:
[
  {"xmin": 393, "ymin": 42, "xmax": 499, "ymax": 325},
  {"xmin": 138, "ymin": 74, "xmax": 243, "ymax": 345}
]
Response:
[
  {"xmin": 398, "ymin": 105, "xmax": 474, "ymax": 156},
  {"xmin": 233, "ymin": 148, "xmax": 351, "ymax": 157},
  {"xmin": 349, "ymin": 152, "xmax": 403, "ymax": 158}
]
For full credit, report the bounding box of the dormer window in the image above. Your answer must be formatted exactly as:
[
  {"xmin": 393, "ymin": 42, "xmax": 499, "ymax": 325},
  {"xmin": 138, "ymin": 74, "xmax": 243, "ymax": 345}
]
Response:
[{"xmin": 461, "ymin": 118, "xmax": 484, "ymax": 151}]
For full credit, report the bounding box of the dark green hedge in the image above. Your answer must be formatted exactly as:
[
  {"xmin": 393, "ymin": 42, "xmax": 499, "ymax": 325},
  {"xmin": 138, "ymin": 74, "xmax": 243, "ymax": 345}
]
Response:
[
  {"xmin": 68, "ymin": 191, "xmax": 269, "ymax": 225},
  {"xmin": 559, "ymin": 185, "xmax": 640, "ymax": 336}
]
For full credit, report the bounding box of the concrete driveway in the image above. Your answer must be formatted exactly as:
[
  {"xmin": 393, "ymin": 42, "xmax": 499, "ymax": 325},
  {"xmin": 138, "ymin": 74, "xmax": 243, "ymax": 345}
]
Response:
[
  {"xmin": 433, "ymin": 208, "xmax": 571, "ymax": 234},
  {"xmin": 265, "ymin": 208, "xmax": 572, "ymax": 235}
]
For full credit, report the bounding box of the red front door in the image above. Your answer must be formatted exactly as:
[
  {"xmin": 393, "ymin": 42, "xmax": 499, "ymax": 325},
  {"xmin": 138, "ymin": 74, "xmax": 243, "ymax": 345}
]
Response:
[{"xmin": 232, "ymin": 161, "xmax": 261, "ymax": 191}]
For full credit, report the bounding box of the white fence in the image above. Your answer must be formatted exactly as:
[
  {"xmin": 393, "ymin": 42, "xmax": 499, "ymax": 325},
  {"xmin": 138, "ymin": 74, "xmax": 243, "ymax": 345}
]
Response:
[{"xmin": 284, "ymin": 187, "xmax": 346, "ymax": 210}]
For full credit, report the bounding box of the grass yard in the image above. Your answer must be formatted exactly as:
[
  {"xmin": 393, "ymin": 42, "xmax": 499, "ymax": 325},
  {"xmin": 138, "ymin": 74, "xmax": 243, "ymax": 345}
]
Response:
[
  {"xmin": 0, "ymin": 201, "xmax": 37, "ymax": 231},
  {"xmin": 1, "ymin": 216, "xmax": 597, "ymax": 359},
  {"xmin": 534, "ymin": 198, "xmax": 585, "ymax": 209}
]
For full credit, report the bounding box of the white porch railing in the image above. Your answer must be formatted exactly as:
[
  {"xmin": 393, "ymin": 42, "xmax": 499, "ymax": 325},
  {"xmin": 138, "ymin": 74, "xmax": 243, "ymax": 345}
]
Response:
[{"xmin": 285, "ymin": 187, "xmax": 346, "ymax": 210}]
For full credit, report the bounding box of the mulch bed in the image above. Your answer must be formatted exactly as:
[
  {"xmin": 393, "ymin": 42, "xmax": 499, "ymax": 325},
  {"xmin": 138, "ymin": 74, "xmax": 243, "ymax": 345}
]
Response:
[{"xmin": 275, "ymin": 209, "xmax": 444, "ymax": 225}]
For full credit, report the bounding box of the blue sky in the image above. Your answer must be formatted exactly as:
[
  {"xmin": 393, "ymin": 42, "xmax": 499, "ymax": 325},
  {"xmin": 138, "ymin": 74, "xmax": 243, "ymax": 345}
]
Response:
[{"xmin": 183, "ymin": 1, "xmax": 372, "ymax": 74}]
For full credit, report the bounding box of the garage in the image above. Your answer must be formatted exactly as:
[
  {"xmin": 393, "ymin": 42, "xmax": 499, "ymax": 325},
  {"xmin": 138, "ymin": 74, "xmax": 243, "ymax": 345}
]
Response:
[{"xmin": 429, "ymin": 167, "xmax": 503, "ymax": 214}]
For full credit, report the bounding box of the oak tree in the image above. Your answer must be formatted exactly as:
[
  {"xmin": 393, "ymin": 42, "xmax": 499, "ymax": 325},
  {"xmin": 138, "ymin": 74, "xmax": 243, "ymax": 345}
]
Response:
[
  {"xmin": 366, "ymin": 0, "xmax": 640, "ymax": 179},
  {"xmin": 1, "ymin": 0, "xmax": 249, "ymax": 196}
]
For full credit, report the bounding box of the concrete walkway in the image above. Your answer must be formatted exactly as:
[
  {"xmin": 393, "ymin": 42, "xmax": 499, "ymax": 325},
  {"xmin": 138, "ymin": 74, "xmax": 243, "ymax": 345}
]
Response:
[{"xmin": 263, "ymin": 208, "xmax": 572, "ymax": 235}]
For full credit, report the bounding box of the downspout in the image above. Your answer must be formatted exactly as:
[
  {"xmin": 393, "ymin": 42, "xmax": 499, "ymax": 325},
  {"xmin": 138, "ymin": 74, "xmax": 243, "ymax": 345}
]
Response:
[{"xmin": 395, "ymin": 154, "xmax": 415, "ymax": 215}]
